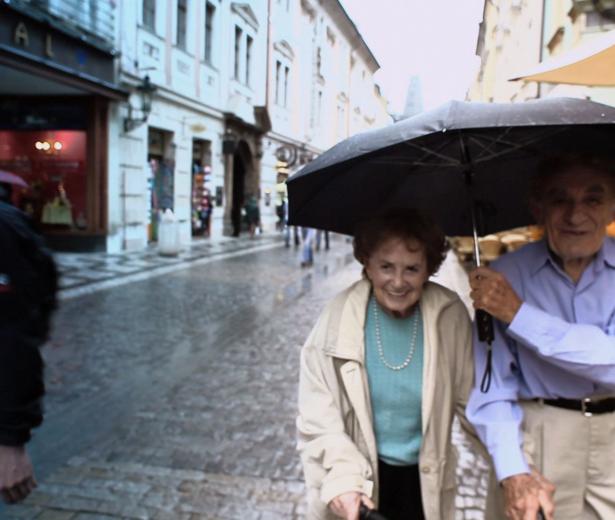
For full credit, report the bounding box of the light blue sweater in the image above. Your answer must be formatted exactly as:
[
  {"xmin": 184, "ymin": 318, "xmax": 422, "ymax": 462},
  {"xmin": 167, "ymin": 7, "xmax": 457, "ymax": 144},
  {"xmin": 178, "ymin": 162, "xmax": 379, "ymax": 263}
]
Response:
[{"xmin": 365, "ymin": 295, "xmax": 424, "ymax": 466}]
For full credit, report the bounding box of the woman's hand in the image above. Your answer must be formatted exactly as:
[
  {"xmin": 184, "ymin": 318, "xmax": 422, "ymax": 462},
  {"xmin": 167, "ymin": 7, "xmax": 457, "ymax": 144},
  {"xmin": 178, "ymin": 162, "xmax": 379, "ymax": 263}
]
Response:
[{"xmin": 328, "ymin": 492, "xmax": 375, "ymax": 519}]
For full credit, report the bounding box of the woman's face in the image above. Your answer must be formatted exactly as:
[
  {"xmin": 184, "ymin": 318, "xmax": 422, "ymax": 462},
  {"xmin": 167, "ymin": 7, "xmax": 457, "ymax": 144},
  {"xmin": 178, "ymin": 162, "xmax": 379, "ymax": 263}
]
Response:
[{"xmin": 364, "ymin": 237, "xmax": 430, "ymax": 318}]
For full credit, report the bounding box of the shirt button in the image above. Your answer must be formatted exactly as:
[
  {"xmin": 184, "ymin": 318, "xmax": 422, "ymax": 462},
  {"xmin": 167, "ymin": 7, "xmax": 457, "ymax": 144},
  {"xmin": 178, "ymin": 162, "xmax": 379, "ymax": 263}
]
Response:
[{"xmin": 420, "ymin": 466, "xmax": 431, "ymax": 474}]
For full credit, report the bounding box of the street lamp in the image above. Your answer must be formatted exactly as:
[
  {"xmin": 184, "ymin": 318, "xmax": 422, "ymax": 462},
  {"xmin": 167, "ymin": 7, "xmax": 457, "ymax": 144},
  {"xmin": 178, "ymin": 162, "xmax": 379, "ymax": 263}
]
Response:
[
  {"xmin": 124, "ymin": 76, "xmax": 157, "ymax": 132},
  {"xmin": 222, "ymin": 129, "xmax": 237, "ymax": 155}
]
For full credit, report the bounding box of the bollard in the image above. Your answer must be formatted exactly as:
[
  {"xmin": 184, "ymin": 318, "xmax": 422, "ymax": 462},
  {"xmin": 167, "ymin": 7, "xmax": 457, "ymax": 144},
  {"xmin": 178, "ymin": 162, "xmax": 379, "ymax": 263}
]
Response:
[{"xmin": 158, "ymin": 208, "xmax": 180, "ymax": 256}]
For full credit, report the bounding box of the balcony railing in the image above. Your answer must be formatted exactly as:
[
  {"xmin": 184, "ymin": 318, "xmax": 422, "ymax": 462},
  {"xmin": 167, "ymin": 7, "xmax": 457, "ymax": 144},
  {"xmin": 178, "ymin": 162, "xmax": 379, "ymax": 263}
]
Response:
[{"xmin": 9, "ymin": 0, "xmax": 116, "ymax": 49}]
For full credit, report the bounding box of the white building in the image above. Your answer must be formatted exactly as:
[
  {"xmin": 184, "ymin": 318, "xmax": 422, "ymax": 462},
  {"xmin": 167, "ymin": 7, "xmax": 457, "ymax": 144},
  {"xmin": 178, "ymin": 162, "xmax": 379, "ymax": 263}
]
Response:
[
  {"xmin": 261, "ymin": 0, "xmax": 391, "ymax": 230},
  {"xmin": 0, "ymin": 0, "xmax": 390, "ymax": 252}
]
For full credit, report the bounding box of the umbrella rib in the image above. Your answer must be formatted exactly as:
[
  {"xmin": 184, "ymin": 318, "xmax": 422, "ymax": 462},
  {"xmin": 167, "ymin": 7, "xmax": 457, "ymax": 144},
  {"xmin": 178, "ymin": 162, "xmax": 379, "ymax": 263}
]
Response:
[
  {"xmin": 467, "ymin": 127, "xmax": 568, "ymax": 163},
  {"xmin": 399, "ymin": 140, "xmax": 460, "ymax": 166}
]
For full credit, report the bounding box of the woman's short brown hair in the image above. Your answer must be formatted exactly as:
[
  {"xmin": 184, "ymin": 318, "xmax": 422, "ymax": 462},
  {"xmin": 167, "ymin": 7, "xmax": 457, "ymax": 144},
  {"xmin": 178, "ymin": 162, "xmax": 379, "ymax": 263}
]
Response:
[{"xmin": 353, "ymin": 209, "xmax": 448, "ymax": 276}]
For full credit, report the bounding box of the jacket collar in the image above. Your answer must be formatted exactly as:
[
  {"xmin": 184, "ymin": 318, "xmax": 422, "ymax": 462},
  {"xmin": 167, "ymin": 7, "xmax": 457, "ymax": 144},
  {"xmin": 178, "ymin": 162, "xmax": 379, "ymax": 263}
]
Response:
[{"xmin": 322, "ymin": 278, "xmax": 457, "ymax": 363}]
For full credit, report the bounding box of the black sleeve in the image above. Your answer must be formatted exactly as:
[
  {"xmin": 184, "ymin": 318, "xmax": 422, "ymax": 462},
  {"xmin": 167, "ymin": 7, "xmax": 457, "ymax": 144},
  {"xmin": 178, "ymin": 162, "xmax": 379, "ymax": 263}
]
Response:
[{"xmin": 0, "ymin": 219, "xmax": 44, "ymax": 446}]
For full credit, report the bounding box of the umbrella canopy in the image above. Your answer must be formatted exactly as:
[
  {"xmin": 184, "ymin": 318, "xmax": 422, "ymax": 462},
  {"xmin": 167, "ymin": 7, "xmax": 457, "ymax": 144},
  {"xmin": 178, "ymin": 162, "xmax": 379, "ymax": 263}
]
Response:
[
  {"xmin": 287, "ymin": 97, "xmax": 615, "ymax": 238},
  {"xmin": 510, "ymin": 29, "xmax": 615, "ymax": 86},
  {"xmin": 0, "ymin": 170, "xmax": 28, "ymax": 188}
]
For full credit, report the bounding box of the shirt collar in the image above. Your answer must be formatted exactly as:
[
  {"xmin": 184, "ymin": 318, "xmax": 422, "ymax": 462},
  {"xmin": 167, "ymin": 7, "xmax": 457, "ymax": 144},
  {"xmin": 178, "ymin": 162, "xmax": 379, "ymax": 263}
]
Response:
[{"xmin": 529, "ymin": 237, "xmax": 615, "ymax": 275}]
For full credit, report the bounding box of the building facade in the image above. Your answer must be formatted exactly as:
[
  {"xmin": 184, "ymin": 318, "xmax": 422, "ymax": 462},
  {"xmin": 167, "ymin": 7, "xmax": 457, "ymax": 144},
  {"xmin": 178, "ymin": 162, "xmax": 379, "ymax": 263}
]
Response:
[
  {"xmin": 468, "ymin": 0, "xmax": 615, "ymax": 104},
  {"xmin": 1, "ymin": 0, "xmax": 390, "ymax": 252},
  {"xmin": 114, "ymin": 0, "xmax": 390, "ymax": 252}
]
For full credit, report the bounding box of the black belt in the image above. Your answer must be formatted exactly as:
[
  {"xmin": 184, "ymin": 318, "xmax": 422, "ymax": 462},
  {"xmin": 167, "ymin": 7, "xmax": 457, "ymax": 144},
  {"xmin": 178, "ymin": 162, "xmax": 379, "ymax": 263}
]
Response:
[{"xmin": 535, "ymin": 397, "xmax": 615, "ymax": 416}]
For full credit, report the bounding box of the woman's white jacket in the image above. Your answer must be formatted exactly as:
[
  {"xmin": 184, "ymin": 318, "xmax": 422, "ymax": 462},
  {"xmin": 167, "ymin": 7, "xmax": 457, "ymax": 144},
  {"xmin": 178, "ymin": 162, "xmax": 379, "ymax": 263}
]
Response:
[{"xmin": 297, "ymin": 278, "xmax": 488, "ymax": 520}]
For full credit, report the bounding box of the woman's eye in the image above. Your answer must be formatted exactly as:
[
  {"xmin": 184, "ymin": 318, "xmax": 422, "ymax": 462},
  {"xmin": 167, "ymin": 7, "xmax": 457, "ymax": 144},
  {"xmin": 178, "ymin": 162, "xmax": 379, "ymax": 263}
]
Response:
[{"xmin": 406, "ymin": 266, "xmax": 419, "ymax": 273}]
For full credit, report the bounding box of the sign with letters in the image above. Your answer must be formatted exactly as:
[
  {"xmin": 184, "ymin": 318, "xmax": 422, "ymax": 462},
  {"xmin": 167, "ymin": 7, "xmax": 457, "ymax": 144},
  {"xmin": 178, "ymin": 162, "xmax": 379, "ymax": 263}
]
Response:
[{"xmin": 0, "ymin": 4, "xmax": 116, "ymax": 85}]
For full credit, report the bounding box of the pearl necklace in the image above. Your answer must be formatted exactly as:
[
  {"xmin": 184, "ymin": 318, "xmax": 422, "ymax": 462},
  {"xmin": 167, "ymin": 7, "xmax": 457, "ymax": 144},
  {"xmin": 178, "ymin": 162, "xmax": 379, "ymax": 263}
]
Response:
[{"xmin": 372, "ymin": 300, "xmax": 420, "ymax": 371}]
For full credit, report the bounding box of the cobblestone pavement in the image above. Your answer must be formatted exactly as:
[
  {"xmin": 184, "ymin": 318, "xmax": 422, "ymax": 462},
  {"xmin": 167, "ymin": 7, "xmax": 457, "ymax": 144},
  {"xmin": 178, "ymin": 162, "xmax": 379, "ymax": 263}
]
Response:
[
  {"xmin": 3, "ymin": 237, "xmax": 489, "ymax": 519},
  {"xmin": 55, "ymin": 234, "xmax": 283, "ymax": 299}
]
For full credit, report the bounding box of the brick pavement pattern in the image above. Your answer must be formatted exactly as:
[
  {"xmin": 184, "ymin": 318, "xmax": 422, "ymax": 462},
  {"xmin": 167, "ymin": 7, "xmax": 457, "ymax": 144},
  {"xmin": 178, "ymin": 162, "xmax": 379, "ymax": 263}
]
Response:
[{"xmin": 4, "ymin": 238, "xmax": 489, "ymax": 519}]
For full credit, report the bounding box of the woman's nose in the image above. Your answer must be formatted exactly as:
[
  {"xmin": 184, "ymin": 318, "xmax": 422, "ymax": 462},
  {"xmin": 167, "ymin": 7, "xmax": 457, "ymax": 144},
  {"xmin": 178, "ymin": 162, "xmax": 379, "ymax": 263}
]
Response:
[{"xmin": 392, "ymin": 271, "xmax": 405, "ymax": 287}]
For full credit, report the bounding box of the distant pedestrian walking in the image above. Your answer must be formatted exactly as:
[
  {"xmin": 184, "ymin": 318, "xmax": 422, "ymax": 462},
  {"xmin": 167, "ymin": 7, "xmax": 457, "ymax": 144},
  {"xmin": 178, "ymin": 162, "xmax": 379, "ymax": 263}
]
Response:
[
  {"xmin": 315, "ymin": 229, "xmax": 329, "ymax": 251},
  {"xmin": 244, "ymin": 195, "xmax": 260, "ymax": 239},
  {"xmin": 300, "ymin": 227, "xmax": 316, "ymax": 267}
]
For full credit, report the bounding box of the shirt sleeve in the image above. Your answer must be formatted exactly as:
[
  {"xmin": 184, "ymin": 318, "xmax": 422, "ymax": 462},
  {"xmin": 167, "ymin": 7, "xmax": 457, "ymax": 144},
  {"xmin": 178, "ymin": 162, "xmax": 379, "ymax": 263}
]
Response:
[
  {"xmin": 507, "ymin": 303, "xmax": 615, "ymax": 388},
  {"xmin": 466, "ymin": 318, "xmax": 531, "ymax": 482}
]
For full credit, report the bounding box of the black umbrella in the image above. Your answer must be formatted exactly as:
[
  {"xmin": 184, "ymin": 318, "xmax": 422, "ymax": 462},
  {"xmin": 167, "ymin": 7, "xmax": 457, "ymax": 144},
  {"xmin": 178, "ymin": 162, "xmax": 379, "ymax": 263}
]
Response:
[
  {"xmin": 287, "ymin": 96, "xmax": 615, "ymax": 391},
  {"xmin": 288, "ymin": 97, "xmax": 615, "ymax": 238}
]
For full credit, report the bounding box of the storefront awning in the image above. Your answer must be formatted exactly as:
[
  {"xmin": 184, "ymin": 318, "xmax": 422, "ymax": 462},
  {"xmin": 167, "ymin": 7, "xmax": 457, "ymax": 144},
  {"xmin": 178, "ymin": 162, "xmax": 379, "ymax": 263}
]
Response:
[
  {"xmin": 510, "ymin": 29, "xmax": 615, "ymax": 86},
  {"xmin": 0, "ymin": 50, "xmax": 129, "ymax": 101},
  {"xmin": 0, "ymin": 3, "xmax": 128, "ymax": 100}
]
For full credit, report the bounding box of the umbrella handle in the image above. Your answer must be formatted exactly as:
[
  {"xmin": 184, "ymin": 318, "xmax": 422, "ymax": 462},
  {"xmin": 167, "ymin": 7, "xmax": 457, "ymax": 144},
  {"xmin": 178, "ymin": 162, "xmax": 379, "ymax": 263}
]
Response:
[
  {"xmin": 476, "ymin": 309, "xmax": 494, "ymax": 343},
  {"xmin": 477, "ymin": 309, "xmax": 494, "ymax": 393},
  {"xmin": 359, "ymin": 504, "xmax": 389, "ymax": 520}
]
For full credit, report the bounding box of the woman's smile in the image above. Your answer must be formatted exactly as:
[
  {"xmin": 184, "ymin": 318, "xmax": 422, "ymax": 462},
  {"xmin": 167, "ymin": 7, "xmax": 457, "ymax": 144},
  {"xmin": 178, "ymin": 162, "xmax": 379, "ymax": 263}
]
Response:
[{"xmin": 364, "ymin": 238, "xmax": 430, "ymax": 318}]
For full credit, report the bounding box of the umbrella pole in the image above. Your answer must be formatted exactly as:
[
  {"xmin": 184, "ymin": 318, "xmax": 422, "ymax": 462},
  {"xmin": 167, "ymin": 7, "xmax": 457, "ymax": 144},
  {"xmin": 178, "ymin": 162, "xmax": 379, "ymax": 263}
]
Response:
[
  {"xmin": 470, "ymin": 203, "xmax": 494, "ymax": 392},
  {"xmin": 460, "ymin": 133, "xmax": 494, "ymax": 393}
]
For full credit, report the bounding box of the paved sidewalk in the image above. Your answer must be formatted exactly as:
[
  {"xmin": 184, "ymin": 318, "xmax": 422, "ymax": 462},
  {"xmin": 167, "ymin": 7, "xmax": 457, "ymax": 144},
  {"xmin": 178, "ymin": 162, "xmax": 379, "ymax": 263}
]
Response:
[{"xmin": 55, "ymin": 234, "xmax": 284, "ymax": 300}]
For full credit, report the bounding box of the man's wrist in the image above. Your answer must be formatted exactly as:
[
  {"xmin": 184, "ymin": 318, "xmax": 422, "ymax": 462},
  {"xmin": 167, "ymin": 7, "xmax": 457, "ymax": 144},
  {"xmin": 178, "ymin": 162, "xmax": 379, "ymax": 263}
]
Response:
[{"xmin": 501, "ymin": 472, "xmax": 531, "ymax": 486}]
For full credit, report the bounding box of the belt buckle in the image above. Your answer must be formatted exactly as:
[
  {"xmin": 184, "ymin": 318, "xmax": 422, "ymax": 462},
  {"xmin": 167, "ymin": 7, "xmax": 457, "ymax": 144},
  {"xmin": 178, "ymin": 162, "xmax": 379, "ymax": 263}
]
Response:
[{"xmin": 582, "ymin": 398, "xmax": 593, "ymax": 417}]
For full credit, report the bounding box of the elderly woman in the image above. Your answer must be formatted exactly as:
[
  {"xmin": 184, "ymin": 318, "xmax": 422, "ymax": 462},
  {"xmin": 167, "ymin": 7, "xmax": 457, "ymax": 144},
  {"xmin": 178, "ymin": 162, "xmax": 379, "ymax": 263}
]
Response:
[{"xmin": 297, "ymin": 210, "xmax": 485, "ymax": 520}]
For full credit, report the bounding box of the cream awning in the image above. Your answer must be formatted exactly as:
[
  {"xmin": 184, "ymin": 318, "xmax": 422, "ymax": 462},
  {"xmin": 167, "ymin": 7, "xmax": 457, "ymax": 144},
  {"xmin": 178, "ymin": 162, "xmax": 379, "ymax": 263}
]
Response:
[{"xmin": 510, "ymin": 29, "xmax": 615, "ymax": 86}]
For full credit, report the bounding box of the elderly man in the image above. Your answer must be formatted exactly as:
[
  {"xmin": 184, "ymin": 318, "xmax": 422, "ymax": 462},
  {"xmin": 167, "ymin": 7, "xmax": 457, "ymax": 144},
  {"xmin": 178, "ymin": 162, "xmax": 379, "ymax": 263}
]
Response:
[{"xmin": 466, "ymin": 154, "xmax": 615, "ymax": 520}]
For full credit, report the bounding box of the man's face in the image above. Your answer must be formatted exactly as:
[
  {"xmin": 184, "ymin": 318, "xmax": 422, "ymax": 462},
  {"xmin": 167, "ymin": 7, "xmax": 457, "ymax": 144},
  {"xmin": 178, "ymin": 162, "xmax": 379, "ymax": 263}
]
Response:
[{"xmin": 535, "ymin": 167, "xmax": 615, "ymax": 264}]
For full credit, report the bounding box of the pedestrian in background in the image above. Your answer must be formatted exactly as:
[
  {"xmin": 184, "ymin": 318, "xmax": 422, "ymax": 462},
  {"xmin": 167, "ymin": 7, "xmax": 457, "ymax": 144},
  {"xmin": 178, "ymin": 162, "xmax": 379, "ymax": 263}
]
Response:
[
  {"xmin": 297, "ymin": 209, "xmax": 495, "ymax": 520},
  {"xmin": 244, "ymin": 195, "xmax": 260, "ymax": 239},
  {"xmin": 467, "ymin": 153, "xmax": 615, "ymax": 520},
  {"xmin": 300, "ymin": 227, "xmax": 316, "ymax": 267},
  {"xmin": 316, "ymin": 229, "xmax": 330, "ymax": 251},
  {"xmin": 0, "ymin": 183, "xmax": 58, "ymax": 504}
]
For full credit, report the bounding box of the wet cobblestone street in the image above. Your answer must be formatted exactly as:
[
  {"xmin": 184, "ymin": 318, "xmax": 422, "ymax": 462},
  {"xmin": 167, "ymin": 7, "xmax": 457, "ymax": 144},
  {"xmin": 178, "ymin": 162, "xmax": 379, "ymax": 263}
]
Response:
[{"xmin": 4, "ymin": 236, "xmax": 489, "ymax": 519}]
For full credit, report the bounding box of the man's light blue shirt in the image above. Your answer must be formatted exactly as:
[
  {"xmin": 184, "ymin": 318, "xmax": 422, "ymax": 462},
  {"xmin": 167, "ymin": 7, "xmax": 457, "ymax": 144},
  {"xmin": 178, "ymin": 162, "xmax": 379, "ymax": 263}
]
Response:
[{"xmin": 466, "ymin": 237, "xmax": 615, "ymax": 481}]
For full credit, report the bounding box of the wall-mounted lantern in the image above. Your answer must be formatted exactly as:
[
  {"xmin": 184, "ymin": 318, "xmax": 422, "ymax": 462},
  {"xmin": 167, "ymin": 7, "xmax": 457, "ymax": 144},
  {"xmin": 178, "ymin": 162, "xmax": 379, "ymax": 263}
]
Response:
[
  {"xmin": 222, "ymin": 129, "xmax": 237, "ymax": 155},
  {"xmin": 124, "ymin": 76, "xmax": 157, "ymax": 132}
]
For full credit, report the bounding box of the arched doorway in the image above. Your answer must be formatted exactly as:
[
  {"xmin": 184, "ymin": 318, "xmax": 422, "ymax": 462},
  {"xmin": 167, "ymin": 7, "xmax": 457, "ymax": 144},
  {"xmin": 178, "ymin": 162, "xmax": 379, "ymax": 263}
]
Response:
[{"xmin": 231, "ymin": 140, "xmax": 253, "ymax": 236}]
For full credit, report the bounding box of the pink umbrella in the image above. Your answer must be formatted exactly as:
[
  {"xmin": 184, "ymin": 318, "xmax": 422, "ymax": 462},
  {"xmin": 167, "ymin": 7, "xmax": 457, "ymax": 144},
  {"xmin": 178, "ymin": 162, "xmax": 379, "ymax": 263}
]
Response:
[{"xmin": 0, "ymin": 170, "xmax": 28, "ymax": 188}]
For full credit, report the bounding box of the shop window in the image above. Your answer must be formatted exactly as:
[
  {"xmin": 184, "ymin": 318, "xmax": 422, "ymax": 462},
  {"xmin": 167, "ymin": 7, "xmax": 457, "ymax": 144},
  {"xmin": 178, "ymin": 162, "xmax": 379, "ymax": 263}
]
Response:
[
  {"xmin": 0, "ymin": 130, "xmax": 88, "ymax": 230},
  {"xmin": 191, "ymin": 139, "xmax": 213, "ymax": 237}
]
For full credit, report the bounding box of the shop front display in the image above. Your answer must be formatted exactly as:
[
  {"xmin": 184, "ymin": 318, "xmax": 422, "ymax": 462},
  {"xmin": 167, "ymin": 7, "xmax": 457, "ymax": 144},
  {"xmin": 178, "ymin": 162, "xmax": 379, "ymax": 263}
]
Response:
[
  {"xmin": 191, "ymin": 163, "xmax": 213, "ymax": 237},
  {"xmin": 0, "ymin": 129, "xmax": 87, "ymax": 231},
  {"xmin": 0, "ymin": 97, "xmax": 109, "ymax": 250}
]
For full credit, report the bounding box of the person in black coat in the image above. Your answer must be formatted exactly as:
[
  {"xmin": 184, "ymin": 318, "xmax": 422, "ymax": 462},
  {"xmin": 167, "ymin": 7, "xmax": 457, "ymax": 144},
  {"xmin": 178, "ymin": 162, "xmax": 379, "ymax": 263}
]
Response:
[{"xmin": 0, "ymin": 183, "xmax": 57, "ymax": 504}]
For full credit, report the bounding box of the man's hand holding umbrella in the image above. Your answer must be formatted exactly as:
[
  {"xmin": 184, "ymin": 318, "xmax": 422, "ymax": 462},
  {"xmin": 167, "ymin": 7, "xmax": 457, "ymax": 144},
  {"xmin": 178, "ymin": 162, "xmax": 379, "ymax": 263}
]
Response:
[
  {"xmin": 470, "ymin": 267, "xmax": 522, "ymax": 324},
  {"xmin": 470, "ymin": 267, "xmax": 555, "ymax": 520}
]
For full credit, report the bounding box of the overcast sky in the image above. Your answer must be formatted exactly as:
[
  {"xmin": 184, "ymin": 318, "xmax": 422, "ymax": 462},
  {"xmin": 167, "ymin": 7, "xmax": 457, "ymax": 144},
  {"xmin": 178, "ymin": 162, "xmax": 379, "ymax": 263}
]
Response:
[{"xmin": 340, "ymin": 0, "xmax": 484, "ymax": 114}]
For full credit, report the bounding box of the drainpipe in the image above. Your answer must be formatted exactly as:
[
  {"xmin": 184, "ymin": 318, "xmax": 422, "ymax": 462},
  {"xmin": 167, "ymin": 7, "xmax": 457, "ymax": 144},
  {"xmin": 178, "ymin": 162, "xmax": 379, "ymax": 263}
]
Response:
[
  {"xmin": 538, "ymin": 0, "xmax": 546, "ymax": 98},
  {"xmin": 265, "ymin": 0, "xmax": 272, "ymax": 110}
]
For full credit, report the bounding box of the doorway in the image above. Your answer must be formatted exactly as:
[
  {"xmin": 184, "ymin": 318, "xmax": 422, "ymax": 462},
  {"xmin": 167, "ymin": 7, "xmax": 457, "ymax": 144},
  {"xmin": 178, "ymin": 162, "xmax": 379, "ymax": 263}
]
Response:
[{"xmin": 147, "ymin": 128, "xmax": 175, "ymax": 242}]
